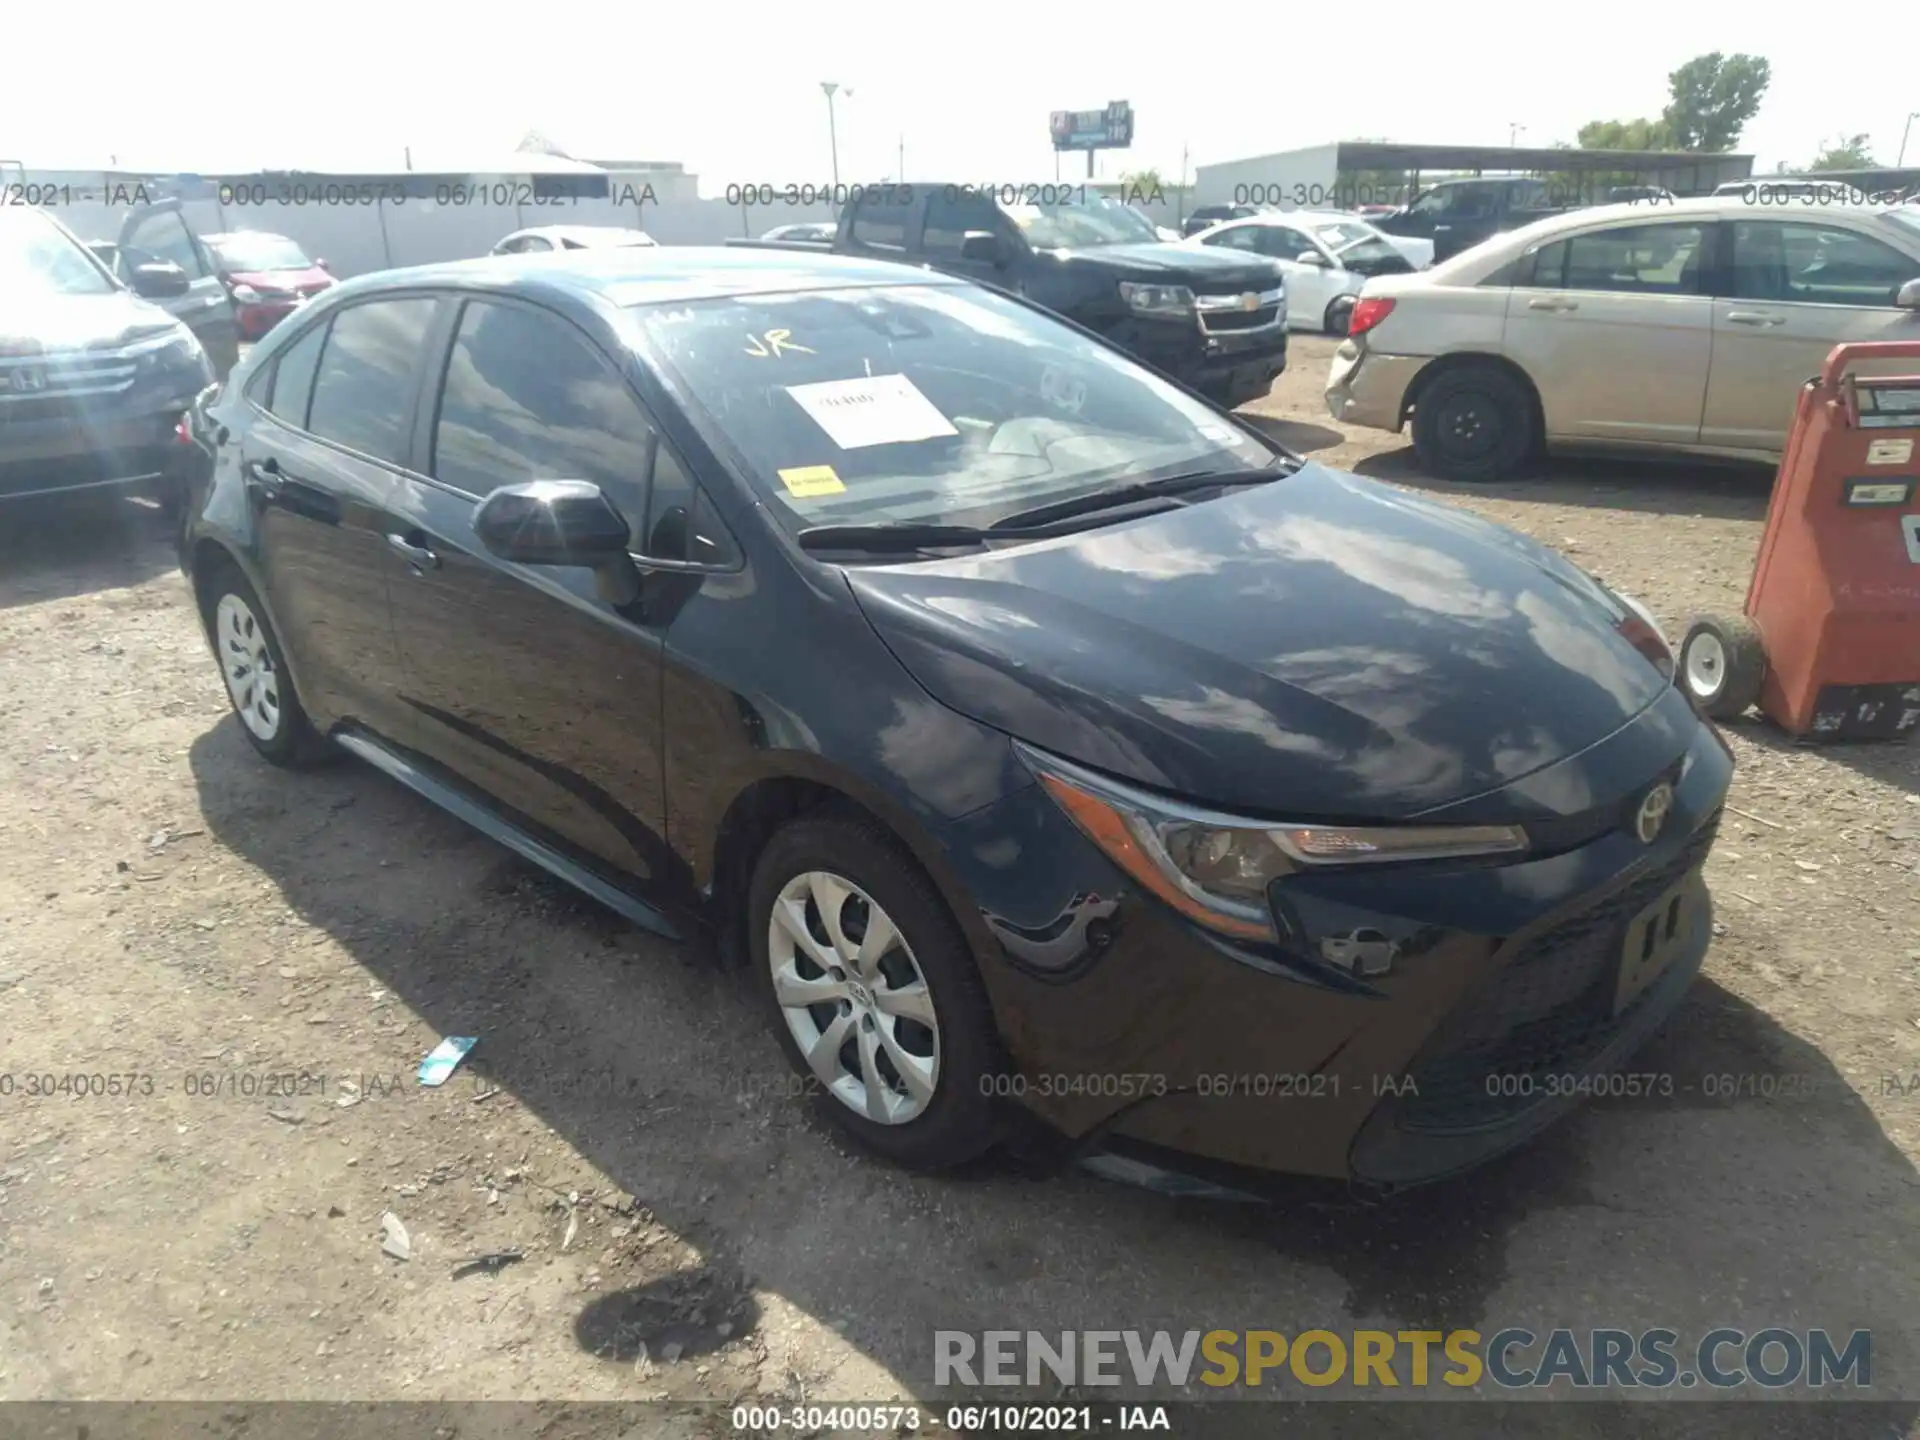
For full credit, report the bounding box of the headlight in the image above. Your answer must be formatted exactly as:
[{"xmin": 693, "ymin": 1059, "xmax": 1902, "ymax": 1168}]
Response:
[
  {"xmin": 1017, "ymin": 742, "xmax": 1529, "ymax": 942},
  {"xmin": 1610, "ymin": 588, "xmax": 1675, "ymax": 681},
  {"xmin": 1118, "ymin": 281, "xmax": 1195, "ymax": 319}
]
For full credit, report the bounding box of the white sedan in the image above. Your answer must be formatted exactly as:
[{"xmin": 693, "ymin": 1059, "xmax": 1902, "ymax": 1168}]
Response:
[
  {"xmin": 491, "ymin": 225, "xmax": 658, "ymax": 255},
  {"xmin": 1185, "ymin": 211, "xmax": 1433, "ymax": 334}
]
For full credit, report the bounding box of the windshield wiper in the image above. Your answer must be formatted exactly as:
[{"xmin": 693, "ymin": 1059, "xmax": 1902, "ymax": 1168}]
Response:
[
  {"xmin": 989, "ymin": 464, "xmax": 1294, "ymax": 532},
  {"xmin": 796, "ymin": 522, "xmax": 998, "ymax": 554}
]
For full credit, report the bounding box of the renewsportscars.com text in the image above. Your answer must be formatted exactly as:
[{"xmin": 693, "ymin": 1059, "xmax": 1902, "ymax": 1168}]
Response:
[{"xmin": 935, "ymin": 1328, "xmax": 1871, "ymax": 1390}]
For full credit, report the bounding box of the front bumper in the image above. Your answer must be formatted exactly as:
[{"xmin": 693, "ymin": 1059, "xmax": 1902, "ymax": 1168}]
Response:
[
  {"xmin": 0, "ymin": 386, "xmax": 205, "ymax": 502},
  {"xmin": 1118, "ymin": 314, "xmax": 1290, "ymax": 409},
  {"xmin": 1325, "ymin": 340, "xmax": 1430, "ymax": 432},
  {"xmin": 945, "ymin": 690, "xmax": 1733, "ymax": 1188}
]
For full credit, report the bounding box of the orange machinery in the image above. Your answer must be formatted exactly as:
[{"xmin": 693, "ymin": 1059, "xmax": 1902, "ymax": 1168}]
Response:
[{"xmin": 1680, "ymin": 341, "xmax": 1920, "ymax": 741}]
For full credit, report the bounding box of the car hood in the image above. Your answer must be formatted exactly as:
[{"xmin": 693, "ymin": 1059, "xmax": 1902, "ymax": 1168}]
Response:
[
  {"xmin": 845, "ymin": 464, "xmax": 1673, "ymax": 821},
  {"xmin": 1, "ymin": 290, "xmax": 181, "ymax": 354},
  {"xmin": 227, "ymin": 266, "xmax": 332, "ymax": 291},
  {"xmin": 1054, "ymin": 241, "xmax": 1280, "ymax": 286}
]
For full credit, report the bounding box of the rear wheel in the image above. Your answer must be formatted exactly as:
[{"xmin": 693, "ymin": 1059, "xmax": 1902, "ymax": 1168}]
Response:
[
  {"xmin": 200, "ymin": 563, "xmax": 334, "ymax": 767},
  {"xmin": 748, "ymin": 812, "xmax": 1001, "ymax": 1170},
  {"xmin": 1679, "ymin": 614, "xmax": 1767, "ymax": 720},
  {"xmin": 1410, "ymin": 363, "xmax": 1540, "ymax": 482}
]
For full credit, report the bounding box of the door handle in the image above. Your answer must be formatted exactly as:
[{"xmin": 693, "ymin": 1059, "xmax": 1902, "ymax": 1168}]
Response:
[
  {"xmin": 244, "ymin": 456, "xmax": 283, "ymax": 489},
  {"xmin": 387, "ymin": 533, "xmax": 441, "ymax": 571},
  {"xmin": 1528, "ymin": 297, "xmax": 1578, "ymax": 312},
  {"xmin": 1725, "ymin": 311, "xmax": 1785, "ymax": 326}
]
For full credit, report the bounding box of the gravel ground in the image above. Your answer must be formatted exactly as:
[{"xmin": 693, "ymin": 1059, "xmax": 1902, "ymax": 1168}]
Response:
[{"xmin": 1, "ymin": 336, "xmax": 1917, "ymax": 1435}]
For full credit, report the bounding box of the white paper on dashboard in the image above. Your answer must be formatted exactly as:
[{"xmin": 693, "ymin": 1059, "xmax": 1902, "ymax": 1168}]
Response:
[{"xmin": 784, "ymin": 374, "xmax": 960, "ymax": 450}]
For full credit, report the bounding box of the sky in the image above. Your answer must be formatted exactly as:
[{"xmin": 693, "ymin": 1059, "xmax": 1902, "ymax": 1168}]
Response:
[{"xmin": 4, "ymin": 3, "xmax": 1915, "ymax": 185}]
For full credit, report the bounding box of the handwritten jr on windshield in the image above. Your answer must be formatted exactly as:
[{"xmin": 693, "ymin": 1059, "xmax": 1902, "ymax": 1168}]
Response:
[{"xmin": 744, "ymin": 330, "xmax": 814, "ymax": 358}]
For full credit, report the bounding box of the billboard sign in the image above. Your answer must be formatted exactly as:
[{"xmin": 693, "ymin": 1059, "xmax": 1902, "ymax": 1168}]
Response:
[{"xmin": 1049, "ymin": 101, "xmax": 1134, "ymax": 152}]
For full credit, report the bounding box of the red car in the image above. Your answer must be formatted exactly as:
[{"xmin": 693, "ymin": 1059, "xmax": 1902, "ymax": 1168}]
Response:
[{"xmin": 202, "ymin": 231, "xmax": 336, "ymax": 341}]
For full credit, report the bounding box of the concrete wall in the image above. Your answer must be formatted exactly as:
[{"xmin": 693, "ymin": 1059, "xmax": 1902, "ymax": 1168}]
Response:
[{"xmin": 1192, "ymin": 145, "xmax": 1344, "ymax": 210}]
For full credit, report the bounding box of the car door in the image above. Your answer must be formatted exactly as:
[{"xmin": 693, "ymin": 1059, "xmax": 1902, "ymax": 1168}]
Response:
[
  {"xmin": 1500, "ymin": 219, "xmax": 1713, "ymax": 446},
  {"xmin": 1699, "ymin": 218, "xmax": 1920, "ymax": 451},
  {"xmin": 384, "ymin": 294, "xmax": 695, "ymax": 892},
  {"xmin": 1254, "ymin": 223, "xmax": 1332, "ymax": 324},
  {"xmin": 234, "ymin": 298, "xmax": 433, "ymax": 741},
  {"xmin": 920, "ymin": 187, "xmax": 1016, "ymax": 287},
  {"xmin": 116, "ymin": 200, "xmax": 240, "ymax": 378}
]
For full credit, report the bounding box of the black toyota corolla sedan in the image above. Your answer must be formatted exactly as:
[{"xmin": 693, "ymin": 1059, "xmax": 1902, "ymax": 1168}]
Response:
[{"xmin": 176, "ymin": 246, "xmax": 1732, "ymax": 1191}]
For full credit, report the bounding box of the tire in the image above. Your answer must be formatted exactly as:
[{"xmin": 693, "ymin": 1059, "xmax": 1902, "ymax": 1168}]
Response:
[
  {"xmin": 1324, "ymin": 296, "xmax": 1356, "ymax": 336},
  {"xmin": 1410, "ymin": 363, "xmax": 1541, "ymax": 483},
  {"xmin": 199, "ymin": 560, "xmax": 335, "ymax": 767},
  {"xmin": 747, "ymin": 811, "xmax": 1002, "ymax": 1170},
  {"xmin": 1679, "ymin": 614, "xmax": 1767, "ymax": 720}
]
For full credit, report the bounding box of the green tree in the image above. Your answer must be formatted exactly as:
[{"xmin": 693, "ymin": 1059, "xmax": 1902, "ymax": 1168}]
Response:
[
  {"xmin": 1120, "ymin": 168, "xmax": 1166, "ymax": 191},
  {"xmin": 1660, "ymin": 53, "xmax": 1771, "ymax": 151},
  {"xmin": 1807, "ymin": 133, "xmax": 1875, "ymax": 171},
  {"xmin": 1576, "ymin": 117, "xmax": 1675, "ymax": 151}
]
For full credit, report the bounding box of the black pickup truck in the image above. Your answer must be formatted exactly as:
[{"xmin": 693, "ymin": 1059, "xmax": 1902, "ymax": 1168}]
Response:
[
  {"xmin": 1371, "ymin": 177, "xmax": 1578, "ymax": 263},
  {"xmin": 739, "ymin": 185, "xmax": 1289, "ymax": 409}
]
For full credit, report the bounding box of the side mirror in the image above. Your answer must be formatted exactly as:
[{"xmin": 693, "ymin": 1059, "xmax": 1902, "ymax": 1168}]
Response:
[
  {"xmin": 474, "ymin": 480, "xmax": 632, "ymax": 567},
  {"xmin": 959, "ymin": 231, "xmax": 1004, "ymax": 265},
  {"xmin": 128, "ymin": 261, "xmax": 191, "ymax": 299},
  {"xmin": 1898, "ymin": 278, "xmax": 1920, "ymax": 310},
  {"xmin": 1296, "ymin": 250, "xmax": 1330, "ymax": 267},
  {"xmin": 314, "ymin": 258, "xmax": 331, "ymax": 273}
]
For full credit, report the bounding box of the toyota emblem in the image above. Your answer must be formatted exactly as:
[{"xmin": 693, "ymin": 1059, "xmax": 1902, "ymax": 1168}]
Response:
[{"xmin": 1634, "ymin": 781, "xmax": 1675, "ymax": 844}]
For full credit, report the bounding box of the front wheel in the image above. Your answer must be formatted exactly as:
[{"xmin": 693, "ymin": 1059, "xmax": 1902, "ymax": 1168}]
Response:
[
  {"xmin": 200, "ymin": 562, "xmax": 334, "ymax": 767},
  {"xmin": 1679, "ymin": 614, "xmax": 1767, "ymax": 720},
  {"xmin": 748, "ymin": 812, "xmax": 1002, "ymax": 1170}
]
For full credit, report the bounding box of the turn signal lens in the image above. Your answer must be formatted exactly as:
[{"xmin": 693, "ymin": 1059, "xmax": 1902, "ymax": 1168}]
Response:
[{"xmin": 1347, "ymin": 296, "xmax": 1396, "ymax": 338}]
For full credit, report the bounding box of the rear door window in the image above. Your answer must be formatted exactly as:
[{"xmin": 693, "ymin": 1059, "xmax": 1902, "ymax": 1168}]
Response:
[
  {"xmin": 1560, "ymin": 223, "xmax": 1705, "ymax": 295},
  {"xmin": 305, "ymin": 298, "xmax": 438, "ymax": 465}
]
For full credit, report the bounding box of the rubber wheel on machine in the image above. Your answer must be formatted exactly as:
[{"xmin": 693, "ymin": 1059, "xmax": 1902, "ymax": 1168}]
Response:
[
  {"xmin": 1410, "ymin": 363, "xmax": 1540, "ymax": 483},
  {"xmin": 1325, "ymin": 297, "xmax": 1356, "ymax": 336},
  {"xmin": 200, "ymin": 561, "xmax": 336, "ymax": 767},
  {"xmin": 1679, "ymin": 614, "xmax": 1767, "ymax": 720},
  {"xmin": 748, "ymin": 811, "xmax": 1002, "ymax": 1171}
]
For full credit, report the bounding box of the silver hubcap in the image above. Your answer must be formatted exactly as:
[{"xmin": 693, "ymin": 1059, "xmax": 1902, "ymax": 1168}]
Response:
[
  {"xmin": 216, "ymin": 593, "xmax": 282, "ymax": 741},
  {"xmin": 767, "ymin": 871, "xmax": 940, "ymax": 1125},
  {"xmin": 1684, "ymin": 632, "xmax": 1726, "ymax": 699}
]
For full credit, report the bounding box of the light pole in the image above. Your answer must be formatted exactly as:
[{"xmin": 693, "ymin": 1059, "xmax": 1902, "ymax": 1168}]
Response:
[
  {"xmin": 1510, "ymin": 123, "xmax": 1526, "ymax": 148},
  {"xmin": 1900, "ymin": 112, "xmax": 1920, "ymax": 168},
  {"xmin": 820, "ymin": 82, "xmax": 852, "ymax": 186}
]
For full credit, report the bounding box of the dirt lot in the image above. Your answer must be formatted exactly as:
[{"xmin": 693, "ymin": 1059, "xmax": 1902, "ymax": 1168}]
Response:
[{"xmin": 2, "ymin": 335, "xmax": 1918, "ymax": 1432}]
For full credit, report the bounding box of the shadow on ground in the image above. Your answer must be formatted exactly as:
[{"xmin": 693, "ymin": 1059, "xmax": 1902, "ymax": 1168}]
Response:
[
  {"xmin": 0, "ymin": 492, "xmax": 181, "ymax": 611},
  {"xmin": 1352, "ymin": 448, "xmax": 1777, "ymax": 523},
  {"xmin": 186, "ymin": 716, "xmax": 1920, "ymax": 1424},
  {"xmin": 1238, "ymin": 414, "xmax": 1348, "ymax": 455}
]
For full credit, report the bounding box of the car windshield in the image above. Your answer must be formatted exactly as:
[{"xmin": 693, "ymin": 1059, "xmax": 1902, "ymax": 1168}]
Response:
[
  {"xmin": 1883, "ymin": 210, "xmax": 1920, "ymax": 243},
  {"xmin": 1004, "ymin": 196, "xmax": 1162, "ymax": 249},
  {"xmin": 631, "ymin": 282, "xmax": 1280, "ymax": 534},
  {"xmin": 0, "ymin": 212, "xmax": 117, "ymax": 296},
  {"xmin": 1313, "ymin": 221, "xmax": 1375, "ymax": 250},
  {"xmin": 211, "ymin": 234, "xmax": 311, "ymax": 271}
]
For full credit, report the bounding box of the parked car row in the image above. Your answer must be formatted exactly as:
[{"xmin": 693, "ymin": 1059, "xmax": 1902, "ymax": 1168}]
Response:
[
  {"xmin": 167, "ymin": 240, "xmax": 1734, "ymax": 1194},
  {"xmin": 1326, "ymin": 196, "xmax": 1920, "ymax": 481},
  {"xmin": 742, "ymin": 185, "xmax": 1292, "ymax": 409}
]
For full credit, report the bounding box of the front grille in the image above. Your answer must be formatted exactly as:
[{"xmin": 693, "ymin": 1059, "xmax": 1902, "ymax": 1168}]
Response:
[
  {"xmin": 1203, "ymin": 307, "xmax": 1283, "ymax": 333},
  {"xmin": 1397, "ymin": 812, "xmax": 1721, "ymax": 1134},
  {"xmin": 0, "ymin": 353, "xmax": 139, "ymax": 405}
]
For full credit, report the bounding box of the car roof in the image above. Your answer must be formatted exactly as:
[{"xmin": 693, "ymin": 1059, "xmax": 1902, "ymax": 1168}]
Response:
[
  {"xmin": 505, "ymin": 225, "xmax": 654, "ymax": 242},
  {"xmin": 328, "ymin": 245, "xmax": 967, "ymax": 307}
]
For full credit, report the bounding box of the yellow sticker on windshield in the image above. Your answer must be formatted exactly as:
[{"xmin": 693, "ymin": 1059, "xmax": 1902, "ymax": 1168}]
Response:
[{"xmin": 777, "ymin": 465, "xmax": 847, "ymax": 497}]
